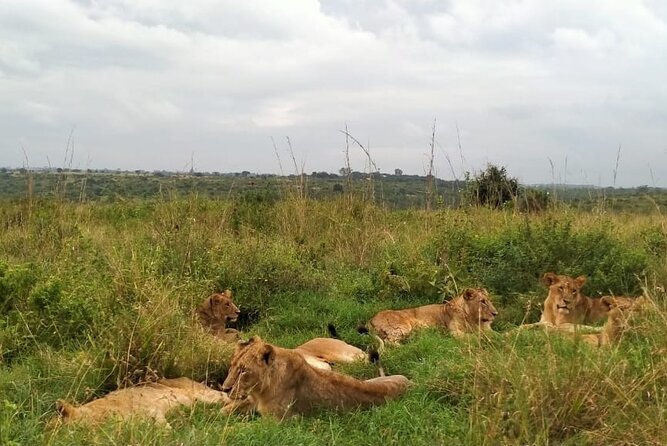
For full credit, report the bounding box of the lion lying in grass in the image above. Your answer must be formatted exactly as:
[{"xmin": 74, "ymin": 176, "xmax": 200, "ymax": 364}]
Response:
[
  {"xmin": 363, "ymin": 288, "xmax": 498, "ymax": 345},
  {"xmin": 537, "ymin": 273, "xmax": 638, "ymax": 330},
  {"xmin": 197, "ymin": 291, "xmax": 364, "ymax": 369},
  {"xmin": 221, "ymin": 336, "xmax": 410, "ymax": 420},
  {"xmin": 292, "ymin": 324, "xmax": 367, "ymax": 371},
  {"xmin": 578, "ymin": 296, "xmax": 646, "ymax": 347},
  {"xmin": 196, "ymin": 290, "xmax": 241, "ymax": 342},
  {"xmin": 52, "ymin": 377, "xmax": 229, "ymax": 428},
  {"xmin": 293, "ymin": 337, "xmax": 367, "ymax": 371}
]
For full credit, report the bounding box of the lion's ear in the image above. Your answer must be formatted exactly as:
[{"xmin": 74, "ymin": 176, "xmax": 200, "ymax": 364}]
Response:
[
  {"xmin": 224, "ymin": 289, "xmax": 233, "ymax": 298},
  {"xmin": 574, "ymin": 275, "xmax": 587, "ymax": 289},
  {"xmin": 262, "ymin": 345, "xmax": 275, "ymax": 365},
  {"xmin": 541, "ymin": 272, "xmax": 558, "ymax": 286},
  {"xmin": 600, "ymin": 296, "xmax": 615, "ymax": 309},
  {"xmin": 236, "ymin": 336, "xmax": 258, "ymax": 349},
  {"xmin": 56, "ymin": 400, "xmax": 76, "ymax": 419},
  {"xmin": 463, "ymin": 288, "xmax": 475, "ymax": 300}
]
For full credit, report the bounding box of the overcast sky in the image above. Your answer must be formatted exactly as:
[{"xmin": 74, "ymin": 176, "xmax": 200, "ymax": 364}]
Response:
[{"xmin": 1, "ymin": 0, "xmax": 666, "ymax": 187}]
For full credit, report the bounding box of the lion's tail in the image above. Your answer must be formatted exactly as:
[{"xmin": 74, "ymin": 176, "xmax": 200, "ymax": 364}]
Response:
[
  {"xmin": 368, "ymin": 348, "xmax": 386, "ymax": 377},
  {"xmin": 357, "ymin": 324, "xmax": 385, "ymax": 354},
  {"xmin": 356, "ymin": 324, "xmax": 369, "ymax": 335},
  {"xmin": 326, "ymin": 323, "xmax": 340, "ymax": 339}
]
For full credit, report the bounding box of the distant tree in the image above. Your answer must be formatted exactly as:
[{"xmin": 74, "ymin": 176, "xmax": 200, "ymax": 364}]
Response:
[
  {"xmin": 517, "ymin": 188, "xmax": 551, "ymax": 213},
  {"xmin": 465, "ymin": 164, "xmax": 518, "ymax": 208},
  {"xmin": 394, "ymin": 168, "xmax": 403, "ymax": 176},
  {"xmin": 339, "ymin": 167, "xmax": 351, "ymax": 176},
  {"xmin": 333, "ymin": 183, "xmax": 344, "ymax": 193}
]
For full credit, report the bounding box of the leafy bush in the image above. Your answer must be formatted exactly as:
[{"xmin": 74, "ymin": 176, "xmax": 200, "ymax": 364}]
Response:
[
  {"xmin": 27, "ymin": 280, "xmax": 100, "ymax": 347},
  {"xmin": 464, "ymin": 164, "xmax": 518, "ymax": 208},
  {"xmin": 433, "ymin": 217, "xmax": 648, "ymax": 307},
  {"xmin": 214, "ymin": 235, "xmax": 327, "ymax": 309},
  {"xmin": 517, "ymin": 187, "xmax": 551, "ymax": 213}
]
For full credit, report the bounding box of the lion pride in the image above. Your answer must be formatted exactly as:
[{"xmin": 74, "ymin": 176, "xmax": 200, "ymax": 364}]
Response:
[
  {"xmin": 366, "ymin": 288, "xmax": 498, "ymax": 345},
  {"xmin": 221, "ymin": 336, "xmax": 410, "ymax": 420}
]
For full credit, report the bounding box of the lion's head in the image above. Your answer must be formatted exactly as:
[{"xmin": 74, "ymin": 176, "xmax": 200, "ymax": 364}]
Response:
[
  {"xmin": 198, "ymin": 289, "xmax": 240, "ymax": 324},
  {"xmin": 541, "ymin": 273, "xmax": 587, "ymax": 315},
  {"xmin": 606, "ymin": 296, "xmax": 644, "ymax": 331},
  {"xmin": 459, "ymin": 288, "xmax": 498, "ymax": 326},
  {"xmin": 222, "ymin": 336, "xmax": 274, "ymax": 400}
]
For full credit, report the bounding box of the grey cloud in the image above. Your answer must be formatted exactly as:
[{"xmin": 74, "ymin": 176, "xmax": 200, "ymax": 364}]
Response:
[{"xmin": 0, "ymin": 0, "xmax": 666, "ymax": 187}]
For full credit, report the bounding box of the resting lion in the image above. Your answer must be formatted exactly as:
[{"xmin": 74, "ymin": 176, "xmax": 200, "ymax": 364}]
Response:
[
  {"xmin": 364, "ymin": 288, "xmax": 498, "ymax": 345},
  {"xmin": 293, "ymin": 338, "xmax": 367, "ymax": 371},
  {"xmin": 51, "ymin": 377, "xmax": 229, "ymax": 428},
  {"xmin": 579, "ymin": 296, "xmax": 646, "ymax": 347},
  {"xmin": 221, "ymin": 336, "xmax": 410, "ymax": 420},
  {"xmin": 196, "ymin": 289, "xmax": 241, "ymax": 341},
  {"xmin": 291, "ymin": 325, "xmax": 367, "ymax": 371},
  {"xmin": 538, "ymin": 273, "xmax": 628, "ymax": 327}
]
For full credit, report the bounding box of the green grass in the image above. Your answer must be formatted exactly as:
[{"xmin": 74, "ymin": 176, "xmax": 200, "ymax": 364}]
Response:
[{"xmin": 1, "ymin": 195, "xmax": 666, "ymax": 445}]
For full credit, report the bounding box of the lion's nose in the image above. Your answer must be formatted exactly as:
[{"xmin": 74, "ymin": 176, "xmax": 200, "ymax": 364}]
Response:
[
  {"xmin": 492, "ymin": 311, "xmax": 498, "ymax": 316},
  {"xmin": 222, "ymin": 385, "xmax": 232, "ymax": 393}
]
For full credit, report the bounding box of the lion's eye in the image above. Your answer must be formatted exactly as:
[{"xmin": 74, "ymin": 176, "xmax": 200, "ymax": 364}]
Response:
[{"xmin": 559, "ymin": 286, "xmax": 564, "ymax": 291}]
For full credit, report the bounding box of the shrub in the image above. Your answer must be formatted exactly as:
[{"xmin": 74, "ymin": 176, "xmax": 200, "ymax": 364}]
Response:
[
  {"xmin": 464, "ymin": 164, "xmax": 518, "ymax": 208},
  {"xmin": 432, "ymin": 216, "xmax": 648, "ymax": 310},
  {"xmin": 0, "ymin": 262, "xmax": 38, "ymax": 313},
  {"xmin": 214, "ymin": 235, "xmax": 327, "ymax": 309}
]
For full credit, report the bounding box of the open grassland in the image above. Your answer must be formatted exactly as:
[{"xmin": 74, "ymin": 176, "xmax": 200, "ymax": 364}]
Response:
[{"xmin": 1, "ymin": 195, "xmax": 666, "ymax": 445}]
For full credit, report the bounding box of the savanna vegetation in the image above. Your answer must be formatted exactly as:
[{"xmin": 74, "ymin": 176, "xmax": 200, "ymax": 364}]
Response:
[{"xmin": 1, "ymin": 170, "xmax": 666, "ymax": 445}]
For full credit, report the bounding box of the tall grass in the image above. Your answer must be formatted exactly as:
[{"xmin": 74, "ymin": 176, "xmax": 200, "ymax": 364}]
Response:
[{"xmin": 0, "ymin": 194, "xmax": 666, "ymax": 445}]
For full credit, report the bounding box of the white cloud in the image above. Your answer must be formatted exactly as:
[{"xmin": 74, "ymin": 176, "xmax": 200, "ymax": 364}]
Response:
[{"xmin": 0, "ymin": 0, "xmax": 666, "ymax": 186}]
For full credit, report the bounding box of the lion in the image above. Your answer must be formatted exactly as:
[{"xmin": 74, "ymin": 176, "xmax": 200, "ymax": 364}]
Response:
[
  {"xmin": 538, "ymin": 273, "xmax": 632, "ymax": 327},
  {"xmin": 196, "ymin": 289, "xmax": 241, "ymax": 342},
  {"xmin": 363, "ymin": 288, "xmax": 498, "ymax": 345},
  {"xmin": 291, "ymin": 324, "xmax": 367, "ymax": 371},
  {"xmin": 51, "ymin": 377, "xmax": 229, "ymax": 428},
  {"xmin": 293, "ymin": 338, "xmax": 367, "ymax": 371},
  {"xmin": 221, "ymin": 336, "xmax": 410, "ymax": 420},
  {"xmin": 579, "ymin": 296, "xmax": 646, "ymax": 347}
]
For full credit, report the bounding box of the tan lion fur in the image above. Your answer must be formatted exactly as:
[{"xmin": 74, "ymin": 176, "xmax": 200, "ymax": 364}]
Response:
[
  {"xmin": 221, "ymin": 336, "xmax": 410, "ymax": 420},
  {"xmin": 52, "ymin": 377, "xmax": 229, "ymax": 428},
  {"xmin": 579, "ymin": 296, "xmax": 646, "ymax": 347},
  {"xmin": 367, "ymin": 288, "xmax": 498, "ymax": 344},
  {"xmin": 538, "ymin": 273, "xmax": 634, "ymax": 327},
  {"xmin": 293, "ymin": 338, "xmax": 367, "ymax": 371},
  {"xmin": 196, "ymin": 289, "xmax": 241, "ymax": 342}
]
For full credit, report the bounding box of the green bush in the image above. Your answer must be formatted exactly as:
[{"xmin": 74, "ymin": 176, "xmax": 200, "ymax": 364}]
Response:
[
  {"xmin": 433, "ymin": 217, "xmax": 648, "ymax": 307},
  {"xmin": 26, "ymin": 280, "xmax": 100, "ymax": 348},
  {"xmin": 214, "ymin": 236, "xmax": 327, "ymax": 309},
  {"xmin": 0, "ymin": 262, "xmax": 38, "ymax": 313}
]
